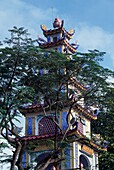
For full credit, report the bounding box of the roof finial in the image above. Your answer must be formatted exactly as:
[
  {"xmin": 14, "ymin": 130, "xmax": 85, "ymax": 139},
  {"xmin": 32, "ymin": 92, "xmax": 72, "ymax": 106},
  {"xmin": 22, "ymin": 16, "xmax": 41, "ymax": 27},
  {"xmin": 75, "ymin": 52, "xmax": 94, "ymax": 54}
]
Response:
[{"xmin": 53, "ymin": 18, "xmax": 62, "ymax": 28}]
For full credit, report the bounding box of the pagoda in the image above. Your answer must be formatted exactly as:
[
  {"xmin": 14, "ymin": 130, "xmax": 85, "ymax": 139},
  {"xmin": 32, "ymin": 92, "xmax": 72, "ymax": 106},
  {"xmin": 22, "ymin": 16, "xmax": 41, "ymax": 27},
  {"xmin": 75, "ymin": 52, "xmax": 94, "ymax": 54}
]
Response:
[
  {"xmin": 37, "ymin": 18, "xmax": 79, "ymax": 54},
  {"xmin": 20, "ymin": 18, "xmax": 106, "ymax": 170}
]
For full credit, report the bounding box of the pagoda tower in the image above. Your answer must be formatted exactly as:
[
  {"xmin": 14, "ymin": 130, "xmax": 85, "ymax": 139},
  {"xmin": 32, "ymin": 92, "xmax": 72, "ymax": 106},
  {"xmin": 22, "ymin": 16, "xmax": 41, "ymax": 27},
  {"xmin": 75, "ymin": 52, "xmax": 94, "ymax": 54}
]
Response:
[
  {"xmin": 21, "ymin": 18, "xmax": 106, "ymax": 170},
  {"xmin": 37, "ymin": 18, "xmax": 78, "ymax": 54}
]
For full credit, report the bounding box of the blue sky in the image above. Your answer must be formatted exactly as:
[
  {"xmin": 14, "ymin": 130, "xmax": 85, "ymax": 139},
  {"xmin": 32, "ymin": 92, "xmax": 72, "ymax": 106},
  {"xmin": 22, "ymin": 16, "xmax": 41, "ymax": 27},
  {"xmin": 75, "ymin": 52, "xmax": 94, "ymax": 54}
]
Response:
[{"xmin": 0, "ymin": 0, "xmax": 114, "ymax": 70}]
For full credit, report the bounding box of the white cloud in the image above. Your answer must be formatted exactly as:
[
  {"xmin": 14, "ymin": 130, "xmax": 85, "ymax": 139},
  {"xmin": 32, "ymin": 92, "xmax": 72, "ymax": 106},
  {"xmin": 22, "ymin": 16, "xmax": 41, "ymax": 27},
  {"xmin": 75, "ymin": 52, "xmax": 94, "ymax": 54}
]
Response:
[
  {"xmin": 75, "ymin": 23, "xmax": 114, "ymax": 67},
  {"xmin": 0, "ymin": 0, "xmax": 113, "ymax": 68},
  {"xmin": 0, "ymin": 0, "xmax": 57, "ymax": 40}
]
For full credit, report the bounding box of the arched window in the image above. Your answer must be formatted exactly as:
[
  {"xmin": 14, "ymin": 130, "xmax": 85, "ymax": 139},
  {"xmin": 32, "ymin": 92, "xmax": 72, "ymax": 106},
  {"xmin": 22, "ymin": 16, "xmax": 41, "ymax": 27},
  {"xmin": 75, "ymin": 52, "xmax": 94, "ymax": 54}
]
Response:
[
  {"xmin": 34, "ymin": 152, "xmax": 55, "ymax": 170},
  {"xmin": 38, "ymin": 116, "xmax": 56, "ymax": 135},
  {"xmin": 79, "ymin": 154, "xmax": 91, "ymax": 170}
]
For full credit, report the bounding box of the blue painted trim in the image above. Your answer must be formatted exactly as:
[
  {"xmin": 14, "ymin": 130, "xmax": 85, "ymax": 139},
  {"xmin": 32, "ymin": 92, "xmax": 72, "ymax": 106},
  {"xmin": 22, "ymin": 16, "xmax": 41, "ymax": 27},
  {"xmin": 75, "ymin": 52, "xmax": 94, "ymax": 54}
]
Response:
[
  {"xmin": 22, "ymin": 152, "xmax": 26, "ymax": 168},
  {"xmin": 47, "ymin": 36, "xmax": 50, "ymax": 42},
  {"xmin": 28, "ymin": 117, "xmax": 32, "ymax": 135},
  {"xmin": 62, "ymin": 112, "xmax": 68, "ymax": 130}
]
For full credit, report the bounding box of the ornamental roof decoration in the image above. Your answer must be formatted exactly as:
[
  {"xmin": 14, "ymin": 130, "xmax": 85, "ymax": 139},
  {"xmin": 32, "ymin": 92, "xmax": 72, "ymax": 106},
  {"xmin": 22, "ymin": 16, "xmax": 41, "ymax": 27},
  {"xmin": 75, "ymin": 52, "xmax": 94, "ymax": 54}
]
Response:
[
  {"xmin": 38, "ymin": 18, "xmax": 79, "ymax": 53},
  {"xmin": 74, "ymin": 104, "xmax": 98, "ymax": 120},
  {"xmin": 53, "ymin": 18, "xmax": 63, "ymax": 28},
  {"xmin": 70, "ymin": 78, "xmax": 88, "ymax": 91},
  {"xmin": 41, "ymin": 24, "xmax": 48, "ymax": 31},
  {"xmin": 40, "ymin": 18, "xmax": 75, "ymax": 39}
]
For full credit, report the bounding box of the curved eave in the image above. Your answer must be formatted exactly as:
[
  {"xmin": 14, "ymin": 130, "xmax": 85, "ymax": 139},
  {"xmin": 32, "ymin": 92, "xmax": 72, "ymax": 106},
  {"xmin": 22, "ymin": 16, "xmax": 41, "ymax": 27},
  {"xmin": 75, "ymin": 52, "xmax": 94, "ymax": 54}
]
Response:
[
  {"xmin": 20, "ymin": 104, "xmax": 46, "ymax": 115},
  {"xmin": 64, "ymin": 40, "xmax": 77, "ymax": 53},
  {"xmin": 41, "ymin": 20, "xmax": 64, "ymax": 37},
  {"xmin": 70, "ymin": 78, "xmax": 88, "ymax": 91},
  {"xmin": 39, "ymin": 39, "xmax": 77, "ymax": 53},
  {"xmin": 20, "ymin": 103, "xmax": 96, "ymax": 120},
  {"xmin": 20, "ymin": 108, "xmax": 39, "ymax": 115},
  {"xmin": 63, "ymin": 28, "xmax": 75, "ymax": 40},
  {"xmin": 42, "ymin": 27, "xmax": 63, "ymax": 37},
  {"xmin": 75, "ymin": 104, "xmax": 97, "ymax": 120},
  {"xmin": 67, "ymin": 129, "xmax": 107, "ymax": 152},
  {"xmin": 39, "ymin": 38, "xmax": 64, "ymax": 49},
  {"xmin": 18, "ymin": 134, "xmax": 55, "ymax": 141},
  {"xmin": 41, "ymin": 27, "xmax": 74, "ymax": 41},
  {"xmin": 18, "ymin": 130, "xmax": 106, "ymax": 152}
]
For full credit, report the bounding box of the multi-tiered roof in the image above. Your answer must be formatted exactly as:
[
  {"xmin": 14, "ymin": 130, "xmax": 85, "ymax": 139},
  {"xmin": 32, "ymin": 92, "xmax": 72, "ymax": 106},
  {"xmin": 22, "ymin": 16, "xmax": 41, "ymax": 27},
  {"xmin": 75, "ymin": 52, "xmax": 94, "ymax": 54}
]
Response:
[
  {"xmin": 20, "ymin": 18, "xmax": 107, "ymax": 170},
  {"xmin": 37, "ymin": 18, "xmax": 79, "ymax": 54}
]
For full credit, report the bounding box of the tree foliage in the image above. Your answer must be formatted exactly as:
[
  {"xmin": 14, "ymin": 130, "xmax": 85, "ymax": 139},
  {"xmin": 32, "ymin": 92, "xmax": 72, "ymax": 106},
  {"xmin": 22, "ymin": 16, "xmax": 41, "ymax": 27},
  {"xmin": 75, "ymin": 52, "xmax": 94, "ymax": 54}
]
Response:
[
  {"xmin": 0, "ymin": 27, "xmax": 38, "ymax": 170},
  {"xmin": 0, "ymin": 27, "xmax": 114, "ymax": 169}
]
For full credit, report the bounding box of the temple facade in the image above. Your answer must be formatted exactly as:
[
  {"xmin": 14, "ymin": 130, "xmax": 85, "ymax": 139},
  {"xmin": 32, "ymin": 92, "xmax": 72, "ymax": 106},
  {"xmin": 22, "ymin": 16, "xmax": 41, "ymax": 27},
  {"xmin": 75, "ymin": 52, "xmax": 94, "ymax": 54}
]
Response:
[{"xmin": 21, "ymin": 18, "xmax": 106, "ymax": 170}]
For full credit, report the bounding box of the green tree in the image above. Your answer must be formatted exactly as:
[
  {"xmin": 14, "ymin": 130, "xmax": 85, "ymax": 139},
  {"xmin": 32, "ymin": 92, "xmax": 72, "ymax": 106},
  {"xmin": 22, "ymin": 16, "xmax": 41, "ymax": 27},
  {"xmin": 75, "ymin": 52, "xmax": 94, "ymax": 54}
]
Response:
[
  {"xmin": 0, "ymin": 27, "xmax": 114, "ymax": 170},
  {"xmin": 0, "ymin": 27, "xmax": 39, "ymax": 170},
  {"xmin": 92, "ymin": 87, "xmax": 114, "ymax": 170}
]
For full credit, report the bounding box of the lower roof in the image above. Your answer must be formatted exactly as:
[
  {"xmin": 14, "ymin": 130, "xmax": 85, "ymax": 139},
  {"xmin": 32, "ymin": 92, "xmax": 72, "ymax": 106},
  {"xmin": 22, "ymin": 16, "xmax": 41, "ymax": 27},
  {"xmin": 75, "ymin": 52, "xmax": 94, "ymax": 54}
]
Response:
[{"xmin": 17, "ymin": 129, "xmax": 106, "ymax": 152}]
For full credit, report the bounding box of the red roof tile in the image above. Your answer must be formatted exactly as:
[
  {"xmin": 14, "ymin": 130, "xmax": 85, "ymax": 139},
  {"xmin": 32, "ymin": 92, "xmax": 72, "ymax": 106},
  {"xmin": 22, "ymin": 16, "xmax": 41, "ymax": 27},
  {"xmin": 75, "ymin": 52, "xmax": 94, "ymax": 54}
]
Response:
[{"xmin": 18, "ymin": 134, "xmax": 55, "ymax": 141}]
